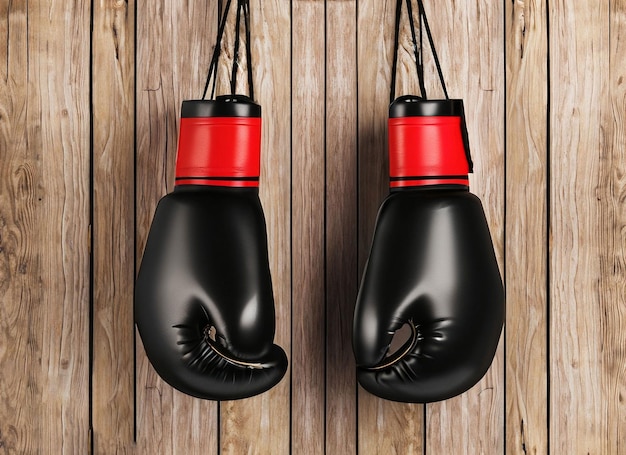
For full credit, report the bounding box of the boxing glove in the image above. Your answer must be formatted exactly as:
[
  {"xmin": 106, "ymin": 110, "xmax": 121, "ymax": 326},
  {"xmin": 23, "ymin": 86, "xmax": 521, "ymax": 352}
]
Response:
[
  {"xmin": 136, "ymin": 95, "xmax": 288, "ymax": 400},
  {"xmin": 352, "ymin": 96, "xmax": 504, "ymax": 403}
]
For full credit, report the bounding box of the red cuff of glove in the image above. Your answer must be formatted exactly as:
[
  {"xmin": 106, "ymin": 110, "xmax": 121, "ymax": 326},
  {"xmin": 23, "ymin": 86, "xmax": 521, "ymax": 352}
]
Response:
[
  {"xmin": 175, "ymin": 97, "xmax": 262, "ymax": 188},
  {"xmin": 388, "ymin": 97, "xmax": 472, "ymax": 189}
]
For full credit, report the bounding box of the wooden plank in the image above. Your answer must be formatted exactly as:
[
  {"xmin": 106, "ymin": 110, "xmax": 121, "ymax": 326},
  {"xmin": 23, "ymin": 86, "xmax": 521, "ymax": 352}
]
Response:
[
  {"xmin": 0, "ymin": 3, "xmax": 37, "ymax": 452},
  {"xmin": 325, "ymin": 1, "xmax": 358, "ymax": 454},
  {"xmin": 605, "ymin": 1, "xmax": 626, "ymax": 447},
  {"xmin": 504, "ymin": 0, "xmax": 549, "ymax": 454},
  {"xmin": 356, "ymin": 0, "xmax": 425, "ymax": 453},
  {"xmin": 219, "ymin": 1, "xmax": 292, "ymax": 453},
  {"xmin": 549, "ymin": 0, "xmax": 626, "ymax": 452},
  {"xmin": 424, "ymin": 0, "xmax": 505, "ymax": 453},
  {"xmin": 0, "ymin": 1, "xmax": 91, "ymax": 453},
  {"xmin": 91, "ymin": 0, "xmax": 136, "ymax": 452},
  {"xmin": 135, "ymin": 1, "xmax": 219, "ymax": 453},
  {"xmin": 291, "ymin": 1, "xmax": 326, "ymax": 453}
]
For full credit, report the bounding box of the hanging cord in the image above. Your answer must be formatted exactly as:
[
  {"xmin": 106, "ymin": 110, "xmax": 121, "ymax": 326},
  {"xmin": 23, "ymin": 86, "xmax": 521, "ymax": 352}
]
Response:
[
  {"xmin": 405, "ymin": 0, "xmax": 426, "ymax": 99},
  {"xmin": 390, "ymin": 0, "xmax": 449, "ymax": 103},
  {"xmin": 243, "ymin": 0, "xmax": 254, "ymax": 98},
  {"xmin": 201, "ymin": 0, "xmax": 254, "ymax": 100},
  {"xmin": 230, "ymin": 1, "xmax": 243, "ymax": 95},
  {"xmin": 201, "ymin": 0, "xmax": 232, "ymax": 100}
]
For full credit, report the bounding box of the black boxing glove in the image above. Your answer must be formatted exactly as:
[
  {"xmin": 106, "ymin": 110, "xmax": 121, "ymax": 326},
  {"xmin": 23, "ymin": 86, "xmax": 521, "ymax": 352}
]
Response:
[
  {"xmin": 352, "ymin": 97, "xmax": 504, "ymax": 403},
  {"xmin": 136, "ymin": 96, "xmax": 287, "ymax": 400}
]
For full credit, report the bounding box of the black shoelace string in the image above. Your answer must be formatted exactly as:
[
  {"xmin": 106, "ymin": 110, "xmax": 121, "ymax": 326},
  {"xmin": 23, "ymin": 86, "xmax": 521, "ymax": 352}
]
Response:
[
  {"xmin": 390, "ymin": 0, "xmax": 449, "ymax": 103},
  {"xmin": 202, "ymin": 0, "xmax": 254, "ymax": 100}
]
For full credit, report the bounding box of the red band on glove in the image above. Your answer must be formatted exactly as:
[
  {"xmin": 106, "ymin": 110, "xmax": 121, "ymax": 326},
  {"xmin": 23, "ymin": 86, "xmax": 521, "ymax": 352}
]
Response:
[
  {"xmin": 388, "ymin": 116, "xmax": 469, "ymax": 188},
  {"xmin": 175, "ymin": 117, "xmax": 261, "ymax": 187}
]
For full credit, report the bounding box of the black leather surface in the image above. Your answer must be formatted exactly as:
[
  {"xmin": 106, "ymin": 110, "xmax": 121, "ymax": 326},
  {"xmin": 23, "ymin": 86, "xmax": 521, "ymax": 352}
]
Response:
[
  {"xmin": 136, "ymin": 186, "xmax": 287, "ymax": 400},
  {"xmin": 353, "ymin": 188, "xmax": 504, "ymax": 403}
]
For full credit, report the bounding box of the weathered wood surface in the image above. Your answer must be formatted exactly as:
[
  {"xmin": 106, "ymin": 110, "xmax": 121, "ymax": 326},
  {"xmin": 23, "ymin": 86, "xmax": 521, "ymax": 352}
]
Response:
[
  {"xmin": 505, "ymin": 0, "xmax": 549, "ymax": 454},
  {"xmin": 549, "ymin": 0, "xmax": 626, "ymax": 453},
  {"xmin": 0, "ymin": 1, "xmax": 91, "ymax": 453},
  {"xmin": 91, "ymin": 0, "xmax": 136, "ymax": 452},
  {"xmin": 326, "ymin": 0, "xmax": 358, "ymax": 454},
  {"xmin": 0, "ymin": 0, "xmax": 625, "ymax": 453},
  {"xmin": 291, "ymin": 1, "xmax": 327, "ymax": 454}
]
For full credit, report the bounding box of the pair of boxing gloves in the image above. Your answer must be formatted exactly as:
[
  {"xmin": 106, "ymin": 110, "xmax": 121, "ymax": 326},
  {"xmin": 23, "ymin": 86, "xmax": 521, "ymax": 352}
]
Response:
[{"xmin": 135, "ymin": 94, "xmax": 504, "ymax": 402}]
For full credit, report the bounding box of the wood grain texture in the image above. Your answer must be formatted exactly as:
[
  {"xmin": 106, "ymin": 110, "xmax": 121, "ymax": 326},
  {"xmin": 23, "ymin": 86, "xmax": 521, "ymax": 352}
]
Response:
[
  {"xmin": 325, "ymin": 1, "xmax": 358, "ymax": 454},
  {"xmin": 91, "ymin": 0, "xmax": 136, "ymax": 452},
  {"xmin": 291, "ymin": 1, "xmax": 326, "ymax": 453},
  {"xmin": 549, "ymin": 1, "xmax": 606, "ymax": 452},
  {"xmin": 220, "ymin": 1, "xmax": 291, "ymax": 453},
  {"xmin": 357, "ymin": 1, "xmax": 425, "ymax": 453},
  {"xmin": 423, "ymin": 0, "xmax": 505, "ymax": 453},
  {"xmin": 550, "ymin": 0, "xmax": 626, "ymax": 452},
  {"xmin": 505, "ymin": 1, "xmax": 549, "ymax": 454},
  {"xmin": 0, "ymin": 1, "xmax": 91, "ymax": 453},
  {"xmin": 605, "ymin": 1, "xmax": 626, "ymax": 448},
  {"xmin": 135, "ymin": 1, "xmax": 218, "ymax": 453}
]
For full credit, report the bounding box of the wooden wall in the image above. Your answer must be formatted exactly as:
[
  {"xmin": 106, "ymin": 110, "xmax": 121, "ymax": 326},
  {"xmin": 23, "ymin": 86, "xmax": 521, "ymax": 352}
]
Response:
[{"xmin": 1, "ymin": 0, "xmax": 625, "ymax": 453}]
